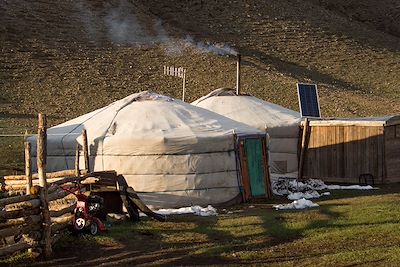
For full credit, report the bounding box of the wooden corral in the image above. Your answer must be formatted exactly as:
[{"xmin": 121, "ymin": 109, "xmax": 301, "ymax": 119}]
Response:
[
  {"xmin": 1, "ymin": 113, "xmax": 167, "ymax": 260},
  {"xmin": 302, "ymin": 116, "xmax": 400, "ymax": 184}
]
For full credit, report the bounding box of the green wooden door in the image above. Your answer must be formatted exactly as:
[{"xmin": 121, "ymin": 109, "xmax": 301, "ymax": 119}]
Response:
[{"xmin": 244, "ymin": 138, "xmax": 266, "ymax": 197}]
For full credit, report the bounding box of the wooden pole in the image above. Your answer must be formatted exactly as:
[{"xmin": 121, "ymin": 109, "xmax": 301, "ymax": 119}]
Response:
[
  {"xmin": 25, "ymin": 142, "xmax": 32, "ymax": 195},
  {"xmin": 75, "ymin": 144, "xmax": 80, "ymax": 177},
  {"xmin": 82, "ymin": 129, "xmax": 90, "ymax": 173},
  {"xmin": 182, "ymin": 70, "xmax": 186, "ymax": 102},
  {"xmin": 232, "ymin": 131, "xmax": 245, "ymax": 202},
  {"xmin": 5, "ymin": 169, "xmax": 87, "ymax": 181},
  {"xmin": 298, "ymin": 118, "xmax": 310, "ymax": 181},
  {"xmin": 262, "ymin": 134, "xmax": 272, "ymax": 199},
  {"xmin": 236, "ymin": 54, "xmax": 241, "ymax": 95},
  {"xmin": 0, "ymin": 194, "xmax": 37, "ymax": 206},
  {"xmin": 0, "ymin": 207, "xmax": 41, "ymax": 221},
  {"xmin": 37, "ymin": 113, "xmax": 47, "ymax": 188},
  {"xmin": 37, "ymin": 113, "xmax": 52, "ymax": 258},
  {"xmin": 0, "ymin": 242, "xmax": 32, "ymax": 257}
]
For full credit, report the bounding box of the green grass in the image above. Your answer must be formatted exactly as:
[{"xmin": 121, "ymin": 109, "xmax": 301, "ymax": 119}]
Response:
[{"xmin": 5, "ymin": 187, "xmax": 394, "ymax": 266}]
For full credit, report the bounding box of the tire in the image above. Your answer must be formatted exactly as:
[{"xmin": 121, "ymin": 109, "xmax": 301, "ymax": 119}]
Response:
[
  {"xmin": 75, "ymin": 217, "xmax": 85, "ymax": 230},
  {"xmin": 89, "ymin": 222, "xmax": 98, "ymax": 236}
]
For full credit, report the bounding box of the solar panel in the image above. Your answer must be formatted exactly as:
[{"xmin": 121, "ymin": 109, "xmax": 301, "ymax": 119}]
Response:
[{"xmin": 297, "ymin": 83, "xmax": 321, "ymax": 118}]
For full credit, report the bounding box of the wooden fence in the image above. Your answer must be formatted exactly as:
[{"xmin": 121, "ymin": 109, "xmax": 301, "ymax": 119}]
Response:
[
  {"xmin": 0, "ymin": 113, "xmax": 95, "ymax": 259},
  {"xmin": 0, "ymin": 178, "xmax": 75, "ymax": 258}
]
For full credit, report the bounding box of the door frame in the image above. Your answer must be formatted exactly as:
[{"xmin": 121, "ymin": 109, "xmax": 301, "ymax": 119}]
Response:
[{"xmin": 235, "ymin": 134, "xmax": 272, "ymax": 201}]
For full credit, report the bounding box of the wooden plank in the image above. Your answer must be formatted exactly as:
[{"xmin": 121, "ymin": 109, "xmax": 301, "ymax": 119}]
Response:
[
  {"xmin": 310, "ymin": 126, "xmax": 318, "ymax": 178},
  {"xmin": 356, "ymin": 126, "xmax": 362, "ymax": 179},
  {"xmin": 324, "ymin": 126, "xmax": 330, "ymax": 178},
  {"xmin": 323, "ymin": 126, "xmax": 332, "ymax": 179},
  {"xmin": 318, "ymin": 126, "xmax": 324, "ymax": 178},
  {"xmin": 370, "ymin": 126, "xmax": 379, "ymax": 180},
  {"xmin": 377, "ymin": 126, "xmax": 384, "ymax": 183},
  {"xmin": 343, "ymin": 126, "xmax": 351, "ymax": 181},
  {"xmin": 361, "ymin": 126, "xmax": 368, "ymax": 177},
  {"xmin": 371, "ymin": 126, "xmax": 377, "ymax": 176},
  {"xmin": 352, "ymin": 126, "xmax": 360, "ymax": 182},
  {"xmin": 310, "ymin": 125, "xmax": 318, "ymax": 178},
  {"xmin": 330, "ymin": 126, "xmax": 337, "ymax": 178},
  {"xmin": 382, "ymin": 126, "xmax": 392, "ymax": 183},
  {"xmin": 364, "ymin": 127, "xmax": 370, "ymax": 175},
  {"xmin": 337, "ymin": 126, "xmax": 345, "ymax": 179},
  {"xmin": 308, "ymin": 120, "xmax": 386, "ymax": 127},
  {"xmin": 320, "ymin": 126, "xmax": 328, "ymax": 178},
  {"xmin": 311, "ymin": 126, "xmax": 318, "ymax": 178}
]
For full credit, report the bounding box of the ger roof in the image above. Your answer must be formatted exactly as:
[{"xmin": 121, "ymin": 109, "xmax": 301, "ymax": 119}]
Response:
[
  {"xmin": 45, "ymin": 91, "xmax": 262, "ymax": 155},
  {"xmin": 192, "ymin": 88, "xmax": 301, "ymax": 131}
]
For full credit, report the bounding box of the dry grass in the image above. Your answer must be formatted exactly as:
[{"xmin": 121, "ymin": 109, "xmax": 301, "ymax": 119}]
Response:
[{"xmin": 1, "ymin": 0, "xmax": 400, "ymax": 173}]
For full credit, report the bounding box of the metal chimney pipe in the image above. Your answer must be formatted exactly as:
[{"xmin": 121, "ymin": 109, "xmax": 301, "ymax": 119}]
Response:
[{"xmin": 236, "ymin": 54, "xmax": 241, "ymax": 95}]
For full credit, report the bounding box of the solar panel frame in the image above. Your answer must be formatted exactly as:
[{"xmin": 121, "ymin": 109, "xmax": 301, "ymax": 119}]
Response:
[{"xmin": 297, "ymin": 83, "xmax": 321, "ymax": 118}]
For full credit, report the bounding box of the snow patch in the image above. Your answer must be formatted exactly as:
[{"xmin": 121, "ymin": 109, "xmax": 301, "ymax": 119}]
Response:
[
  {"xmin": 273, "ymin": 198, "xmax": 319, "ymax": 210},
  {"xmin": 272, "ymin": 177, "xmax": 375, "ymax": 201},
  {"xmin": 156, "ymin": 205, "xmax": 218, "ymax": 216},
  {"xmin": 287, "ymin": 191, "xmax": 321, "ymax": 200},
  {"xmin": 326, "ymin": 185, "xmax": 374, "ymax": 190}
]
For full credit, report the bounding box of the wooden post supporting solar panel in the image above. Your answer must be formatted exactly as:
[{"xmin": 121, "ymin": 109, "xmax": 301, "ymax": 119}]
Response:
[
  {"xmin": 298, "ymin": 118, "xmax": 310, "ymax": 181},
  {"xmin": 37, "ymin": 113, "xmax": 52, "ymax": 258}
]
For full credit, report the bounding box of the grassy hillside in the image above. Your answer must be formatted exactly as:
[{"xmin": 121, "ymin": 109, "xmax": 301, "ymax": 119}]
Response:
[{"xmin": 1, "ymin": 0, "xmax": 399, "ymax": 173}]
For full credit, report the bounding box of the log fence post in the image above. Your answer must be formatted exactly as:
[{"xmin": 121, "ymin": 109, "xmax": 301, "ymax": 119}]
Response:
[
  {"xmin": 82, "ymin": 129, "xmax": 90, "ymax": 173},
  {"xmin": 37, "ymin": 113, "xmax": 52, "ymax": 258},
  {"xmin": 25, "ymin": 142, "xmax": 32, "ymax": 195},
  {"xmin": 75, "ymin": 144, "xmax": 80, "ymax": 177}
]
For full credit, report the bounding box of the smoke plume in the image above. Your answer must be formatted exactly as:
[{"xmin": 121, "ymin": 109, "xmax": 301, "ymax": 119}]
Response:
[{"xmin": 75, "ymin": 0, "xmax": 237, "ymax": 56}]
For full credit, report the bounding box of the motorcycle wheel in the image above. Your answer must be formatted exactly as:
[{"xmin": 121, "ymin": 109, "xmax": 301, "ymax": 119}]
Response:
[{"xmin": 89, "ymin": 222, "xmax": 98, "ymax": 236}]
